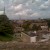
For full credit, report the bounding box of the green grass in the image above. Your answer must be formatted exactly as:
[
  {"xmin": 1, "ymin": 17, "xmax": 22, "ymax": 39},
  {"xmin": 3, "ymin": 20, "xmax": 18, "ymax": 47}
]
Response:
[{"xmin": 0, "ymin": 34, "xmax": 13, "ymax": 41}]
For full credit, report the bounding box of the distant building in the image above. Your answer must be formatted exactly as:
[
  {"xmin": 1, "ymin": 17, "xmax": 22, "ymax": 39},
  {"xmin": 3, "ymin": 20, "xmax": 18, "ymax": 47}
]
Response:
[
  {"xmin": 21, "ymin": 32, "xmax": 37, "ymax": 43},
  {"xmin": 29, "ymin": 20, "xmax": 48, "ymax": 30},
  {"xmin": 14, "ymin": 27, "xmax": 24, "ymax": 33},
  {"xmin": 37, "ymin": 30, "xmax": 50, "ymax": 42},
  {"xmin": 41, "ymin": 26, "xmax": 48, "ymax": 31}
]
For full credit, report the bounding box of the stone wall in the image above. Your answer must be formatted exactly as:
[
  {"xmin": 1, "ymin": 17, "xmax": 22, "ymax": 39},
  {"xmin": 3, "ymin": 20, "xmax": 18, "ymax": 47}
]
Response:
[{"xmin": 21, "ymin": 32, "xmax": 30, "ymax": 42}]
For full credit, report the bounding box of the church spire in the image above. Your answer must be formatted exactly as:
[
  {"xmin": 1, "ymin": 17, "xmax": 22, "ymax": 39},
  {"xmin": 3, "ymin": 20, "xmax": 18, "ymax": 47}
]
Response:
[
  {"xmin": 0, "ymin": 0, "xmax": 6, "ymax": 15},
  {"xmin": 3, "ymin": 4, "xmax": 5, "ymax": 15}
]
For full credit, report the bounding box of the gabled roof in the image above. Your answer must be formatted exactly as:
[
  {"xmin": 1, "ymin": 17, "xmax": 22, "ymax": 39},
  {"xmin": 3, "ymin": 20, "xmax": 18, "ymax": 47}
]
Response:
[{"xmin": 26, "ymin": 31, "xmax": 37, "ymax": 37}]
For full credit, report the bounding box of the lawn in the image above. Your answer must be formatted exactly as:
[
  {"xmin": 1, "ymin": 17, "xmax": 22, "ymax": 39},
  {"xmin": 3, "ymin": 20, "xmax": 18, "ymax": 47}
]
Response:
[{"xmin": 0, "ymin": 34, "xmax": 13, "ymax": 41}]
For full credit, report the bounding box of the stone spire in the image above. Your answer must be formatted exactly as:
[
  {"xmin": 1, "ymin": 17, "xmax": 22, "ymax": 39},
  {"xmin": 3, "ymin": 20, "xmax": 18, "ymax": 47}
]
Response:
[{"xmin": 3, "ymin": 5, "xmax": 5, "ymax": 15}]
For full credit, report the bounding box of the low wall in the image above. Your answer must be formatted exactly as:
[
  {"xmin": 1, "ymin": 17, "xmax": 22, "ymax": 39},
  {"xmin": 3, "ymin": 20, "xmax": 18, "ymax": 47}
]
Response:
[{"xmin": 0, "ymin": 41, "xmax": 50, "ymax": 50}]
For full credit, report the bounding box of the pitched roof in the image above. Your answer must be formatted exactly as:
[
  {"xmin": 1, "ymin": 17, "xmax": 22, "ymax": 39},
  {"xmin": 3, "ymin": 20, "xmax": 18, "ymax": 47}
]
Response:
[{"xmin": 26, "ymin": 31, "xmax": 37, "ymax": 37}]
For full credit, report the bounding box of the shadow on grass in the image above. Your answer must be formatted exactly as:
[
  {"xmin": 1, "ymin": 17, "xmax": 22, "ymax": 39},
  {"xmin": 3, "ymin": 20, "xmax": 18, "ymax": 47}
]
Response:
[{"xmin": 0, "ymin": 34, "xmax": 13, "ymax": 41}]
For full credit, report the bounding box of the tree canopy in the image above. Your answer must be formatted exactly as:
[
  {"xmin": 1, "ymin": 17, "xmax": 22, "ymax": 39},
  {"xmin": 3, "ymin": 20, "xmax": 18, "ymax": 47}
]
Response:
[{"xmin": 0, "ymin": 15, "xmax": 13, "ymax": 36}]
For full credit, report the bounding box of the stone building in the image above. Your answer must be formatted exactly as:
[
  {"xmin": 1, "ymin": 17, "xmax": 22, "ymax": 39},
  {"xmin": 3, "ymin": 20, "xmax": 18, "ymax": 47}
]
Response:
[
  {"xmin": 41, "ymin": 26, "xmax": 48, "ymax": 31},
  {"xmin": 21, "ymin": 32, "xmax": 37, "ymax": 43},
  {"xmin": 37, "ymin": 30, "xmax": 50, "ymax": 42}
]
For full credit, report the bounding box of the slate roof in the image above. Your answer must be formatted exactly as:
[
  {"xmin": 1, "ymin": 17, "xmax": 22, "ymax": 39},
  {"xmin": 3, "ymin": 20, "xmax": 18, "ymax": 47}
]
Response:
[{"xmin": 26, "ymin": 31, "xmax": 37, "ymax": 37}]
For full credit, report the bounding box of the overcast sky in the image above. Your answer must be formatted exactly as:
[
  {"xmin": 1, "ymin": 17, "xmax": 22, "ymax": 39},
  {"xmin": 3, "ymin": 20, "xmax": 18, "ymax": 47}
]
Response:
[{"xmin": 0, "ymin": 0, "xmax": 50, "ymax": 20}]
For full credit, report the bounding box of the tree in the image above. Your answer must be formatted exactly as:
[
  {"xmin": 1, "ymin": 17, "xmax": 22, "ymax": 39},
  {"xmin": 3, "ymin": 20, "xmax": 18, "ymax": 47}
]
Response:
[
  {"xmin": 0, "ymin": 15, "xmax": 13, "ymax": 36},
  {"xmin": 46, "ymin": 19, "xmax": 50, "ymax": 28},
  {"xmin": 22, "ymin": 21, "xmax": 31, "ymax": 31},
  {"xmin": 32, "ymin": 24, "xmax": 38, "ymax": 31},
  {"xmin": 32, "ymin": 24, "xmax": 41, "ymax": 31}
]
